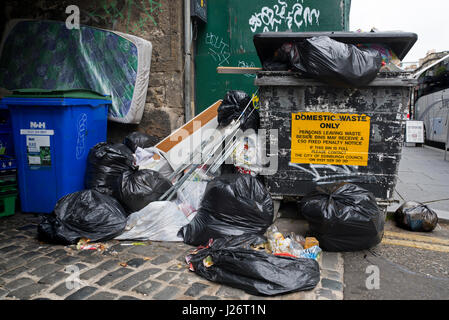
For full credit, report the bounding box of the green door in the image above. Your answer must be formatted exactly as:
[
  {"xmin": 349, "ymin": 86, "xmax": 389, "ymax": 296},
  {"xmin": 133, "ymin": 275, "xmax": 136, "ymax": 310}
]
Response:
[{"xmin": 194, "ymin": 0, "xmax": 351, "ymax": 114}]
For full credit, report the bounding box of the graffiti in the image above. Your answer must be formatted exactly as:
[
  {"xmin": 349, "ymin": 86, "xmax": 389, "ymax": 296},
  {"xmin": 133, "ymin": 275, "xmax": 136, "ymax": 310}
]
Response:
[
  {"xmin": 205, "ymin": 32, "xmax": 231, "ymax": 66},
  {"xmin": 238, "ymin": 60, "xmax": 257, "ymax": 78},
  {"xmin": 249, "ymin": 0, "xmax": 320, "ymax": 33},
  {"xmin": 84, "ymin": 0, "xmax": 163, "ymax": 33},
  {"xmin": 288, "ymin": 162, "xmax": 362, "ymax": 184}
]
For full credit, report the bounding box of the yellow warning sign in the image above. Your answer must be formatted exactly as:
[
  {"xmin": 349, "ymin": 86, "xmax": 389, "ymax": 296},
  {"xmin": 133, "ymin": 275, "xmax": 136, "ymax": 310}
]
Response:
[{"xmin": 291, "ymin": 112, "xmax": 371, "ymax": 166}]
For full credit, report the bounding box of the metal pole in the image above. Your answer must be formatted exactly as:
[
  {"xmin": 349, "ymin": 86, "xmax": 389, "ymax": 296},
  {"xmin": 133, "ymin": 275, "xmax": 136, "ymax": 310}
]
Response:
[{"xmin": 184, "ymin": 0, "xmax": 192, "ymax": 122}]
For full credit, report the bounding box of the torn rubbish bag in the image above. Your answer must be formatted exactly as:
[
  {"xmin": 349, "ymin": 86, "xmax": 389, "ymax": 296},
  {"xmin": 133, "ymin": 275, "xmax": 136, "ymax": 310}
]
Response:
[
  {"xmin": 115, "ymin": 201, "xmax": 189, "ymax": 241},
  {"xmin": 299, "ymin": 183, "xmax": 384, "ymax": 252},
  {"xmin": 185, "ymin": 234, "xmax": 320, "ymax": 296},
  {"xmin": 217, "ymin": 90, "xmax": 260, "ymax": 132},
  {"xmin": 289, "ymin": 36, "xmax": 382, "ymax": 87},
  {"xmin": 116, "ymin": 169, "xmax": 173, "ymax": 213},
  {"xmin": 394, "ymin": 201, "xmax": 438, "ymax": 232},
  {"xmin": 179, "ymin": 174, "xmax": 274, "ymax": 246},
  {"xmin": 37, "ymin": 190, "xmax": 127, "ymax": 245},
  {"xmin": 84, "ymin": 142, "xmax": 137, "ymax": 195},
  {"xmin": 124, "ymin": 131, "xmax": 160, "ymax": 153}
]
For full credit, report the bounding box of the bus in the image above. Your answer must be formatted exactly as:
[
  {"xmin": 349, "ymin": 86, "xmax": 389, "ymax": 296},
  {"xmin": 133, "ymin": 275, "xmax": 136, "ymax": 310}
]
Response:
[{"xmin": 413, "ymin": 54, "xmax": 449, "ymax": 148}]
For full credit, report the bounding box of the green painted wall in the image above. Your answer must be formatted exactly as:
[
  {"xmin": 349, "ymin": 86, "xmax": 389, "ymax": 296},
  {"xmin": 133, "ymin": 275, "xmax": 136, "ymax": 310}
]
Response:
[{"xmin": 194, "ymin": 0, "xmax": 351, "ymax": 114}]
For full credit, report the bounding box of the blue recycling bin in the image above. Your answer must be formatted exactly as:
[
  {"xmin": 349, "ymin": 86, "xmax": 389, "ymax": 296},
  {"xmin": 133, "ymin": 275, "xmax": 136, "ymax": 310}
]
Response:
[{"xmin": 2, "ymin": 90, "xmax": 110, "ymax": 213}]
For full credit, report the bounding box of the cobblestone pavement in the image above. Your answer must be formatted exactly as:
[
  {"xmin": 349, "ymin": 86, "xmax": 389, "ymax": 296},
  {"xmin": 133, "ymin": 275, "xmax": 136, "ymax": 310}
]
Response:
[{"xmin": 0, "ymin": 212, "xmax": 344, "ymax": 300}]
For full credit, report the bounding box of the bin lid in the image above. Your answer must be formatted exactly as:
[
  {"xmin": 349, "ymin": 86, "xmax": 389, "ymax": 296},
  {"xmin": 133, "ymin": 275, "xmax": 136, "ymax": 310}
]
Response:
[
  {"xmin": 253, "ymin": 31, "xmax": 418, "ymax": 65},
  {"xmin": 5, "ymin": 89, "xmax": 112, "ymax": 100}
]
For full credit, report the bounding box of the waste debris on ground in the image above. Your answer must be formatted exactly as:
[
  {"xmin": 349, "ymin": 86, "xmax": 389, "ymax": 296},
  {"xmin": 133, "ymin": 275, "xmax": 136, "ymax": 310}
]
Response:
[
  {"xmin": 299, "ymin": 183, "xmax": 384, "ymax": 252},
  {"xmin": 179, "ymin": 174, "xmax": 274, "ymax": 246},
  {"xmin": 265, "ymin": 226, "xmax": 322, "ymax": 260},
  {"xmin": 38, "ymin": 189, "xmax": 128, "ymax": 245},
  {"xmin": 76, "ymin": 238, "xmax": 107, "ymax": 252},
  {"xmin": 394, "ymin": 201, "xmax": 439, "ymax": 232},
  {"xmin": 185, "ymin": 233, "xmax": 320, "ymax": 296}
]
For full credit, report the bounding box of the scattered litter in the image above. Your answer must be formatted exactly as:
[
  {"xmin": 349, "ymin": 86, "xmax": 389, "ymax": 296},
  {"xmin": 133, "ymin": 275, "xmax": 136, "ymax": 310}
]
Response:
[
  {"xmin": 265, "ymin": 226, "xmax": 321, "ymax": 260},
  {"xmin": 299, "ymin": 183, "xmax": 384, "ymax": 252},
  {"xmin": 186, "ymin": 234, "xmax": 320, "ymax": 296},
  {"xmin": 37, "ymin": 189, "xmax": 128, "ymax": 245},
  {"xmin": 120, "ymin": 242, "xmax": 147, "ymax": 246},
  {"xmin": 394, "ymin": 201, "xmax": 438, "ymax": 232},
  {"xmin": 179, "ymin": 174, "xmax": 274, "ymax": 246},
  {"xmin": 119, "ymin": 262, "xmax": 128, "ymax": 268}
]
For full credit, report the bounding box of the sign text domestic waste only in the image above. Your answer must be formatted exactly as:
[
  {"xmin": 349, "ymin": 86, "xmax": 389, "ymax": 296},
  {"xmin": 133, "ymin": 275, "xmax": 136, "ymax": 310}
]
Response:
[{"xmin": 291, "ymin": 112, "xmax": 371, "ymax": 166}]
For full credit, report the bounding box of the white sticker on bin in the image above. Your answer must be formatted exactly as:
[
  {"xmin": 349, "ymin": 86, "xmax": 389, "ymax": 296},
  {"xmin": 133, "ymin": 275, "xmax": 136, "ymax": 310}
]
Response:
[{"xmin": 20, "ymin": 129, "xmax": 54, "ymax": 135}]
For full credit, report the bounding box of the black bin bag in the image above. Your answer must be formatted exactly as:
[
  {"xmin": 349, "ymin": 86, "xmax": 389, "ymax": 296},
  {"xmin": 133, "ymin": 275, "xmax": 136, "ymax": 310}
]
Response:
[
  {"xmin": 116, "ymin": 169, "xmax": 173, "ymax": 213},
  {"xmin": 124, "ymin": 131, "xmax": 160, "ymax": 153},
  {"xmin": 186, "ymin": 234, "xmax": 320, "ymax": 296},
  {"xmin": 217, "ymin": 90, "xmax": 260, "ymax": 132},
  {"xmin": 299, "ymin": 183, "xmax": 384, "ymax": 252},
  {"xmin": 85, "ymin": 142, "xmax": 137, "ymax": 195},
  {"xmin": 290, "ymin": 36, "xmax": 382, "ymax": 87},
  {"xmin": 38, "ymin": 190, "xmax": 127, "ymax": 245},
  {"xmin": 179, "ymin": 174, "xmax": 274, "ymax": 246},
  {"xmin": 394, "ymin": 201, "xmax": 438, "ymax": 232}
]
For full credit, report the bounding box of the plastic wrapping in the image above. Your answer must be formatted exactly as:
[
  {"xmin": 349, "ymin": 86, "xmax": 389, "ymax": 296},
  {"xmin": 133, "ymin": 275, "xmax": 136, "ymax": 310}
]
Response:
[
  {"xmin": 394, "ymin": 201, "xmax": 438, "ymax": 232},
  {"xmin": 299, "ymin": 183, "xmax": 384, "ymax": 252},
  {"xmin": 179, "ymin": 174, "xmax": 274, "ymax": 246},
  {"xmin": 116, "ymin": 169, "xmax": 173, "ymax": 213},
  {"xmin": 232, "ymin": 133, "xmax": 265, "ymax": 176},
  {"xmin": 0, "ymin": 19, "xmax": 152, "ymax": 124},
  {"xmin": 185, "ymin": 234, "xmax": 320, "ymax": 296},
  {"xmin": 84, "ymin": 142, "xmax": 137, "ymax": 195},
  {"xmin": 124, "ymin": 132, "xmax": 160, "ymax": 153},
  {"xmin": 290, "ymin": 36, "xmax": 382, "ymax": 87},
  {"xmin": 176, "ymin": 180, "xmax": 208, "ymax": 219},
  {"xmin": 134, "ymin": 147, "xmax": 174, "ymax": 179},
  {"xmin": 38, "ymin": 190, "xmax": 127, "ymax": 245},
  {"xmin": 217, "ymin": 91, "xmax": 260, "ymax": 132},
  {"xmin": 115, "ymin": 201, "xmax": 189, "ymax": 241}
]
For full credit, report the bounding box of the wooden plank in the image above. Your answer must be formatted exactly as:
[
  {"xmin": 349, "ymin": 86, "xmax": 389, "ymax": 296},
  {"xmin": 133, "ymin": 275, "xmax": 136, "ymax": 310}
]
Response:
[
  {"xmin": 155, "ymin": 100, "xmax": 222, "ymax": 153},
  {"xmin": 217, "ymin": 66, "xmax": 262, "ymax": 74}
]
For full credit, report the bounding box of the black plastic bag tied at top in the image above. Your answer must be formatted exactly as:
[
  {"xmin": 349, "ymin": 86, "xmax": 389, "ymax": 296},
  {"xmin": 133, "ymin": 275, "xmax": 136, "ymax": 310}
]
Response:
[
  {"xmin": 179, "ymin": 174, "xmax": 274, "ymax": 246},
  {"xmin": 38, "ymin": 189, "xmax": 128, "ymax": 245},
  {"xmin": 84, "ymin": 142, "xmax": 137, "ymax": 196},
  {"xmin": 116, "ymin": 169, "xmax": 173, "ymax": 214},
  {"xmin": 299, "ymin": 183, "xmax": 384, "ymax": 252},
  {"xmin": 217, "ymin": 90, "xmax": 260, "ymax": 132},
  {"xmin": 394, "ymin": 201, "xmax": 438, "ymax": 232},
  {"xmin": 186, "ymin": 234, "xmax": 320, "ymax": 296}
]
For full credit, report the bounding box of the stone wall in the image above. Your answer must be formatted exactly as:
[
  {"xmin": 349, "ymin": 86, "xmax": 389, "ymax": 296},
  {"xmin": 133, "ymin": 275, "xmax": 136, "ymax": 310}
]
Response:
[{"xmin": 0, "ymin": 0, "xmax": 186, "ymax": 143}]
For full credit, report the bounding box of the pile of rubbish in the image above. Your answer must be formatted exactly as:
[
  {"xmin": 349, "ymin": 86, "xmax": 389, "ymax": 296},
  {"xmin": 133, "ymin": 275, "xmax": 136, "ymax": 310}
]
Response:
[{"xmin": 35, "ymin": 88, "xmax": 393, "ymax": 296}]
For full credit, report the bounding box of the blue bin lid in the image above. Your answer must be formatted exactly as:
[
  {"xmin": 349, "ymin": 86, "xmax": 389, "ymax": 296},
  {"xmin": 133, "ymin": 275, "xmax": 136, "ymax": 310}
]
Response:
[{"xmin": 2, "ymin": 89, "xmax": 112, "ymax": 107}]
